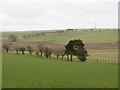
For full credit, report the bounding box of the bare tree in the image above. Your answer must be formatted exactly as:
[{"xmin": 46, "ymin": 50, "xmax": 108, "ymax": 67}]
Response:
[
  {"xmin": 53, "ymin": 49, "xmax": 65, "ymax": 59},
  {"xmin": 2, "ymin": 43, "xmax": 9, "ymax": 53},
  {"xmin": 15, "ymin": 47, "xmax": 19, "ymax": 54},
  {"xmin": 15, "ymin": 47, "xmax": 26, "ymax": 55},
  {"xmin": 44, "ymin": 47, "xmax": 52, "ymax": 58},
  {"xmin": 26, "ymin": 46, "xmax": 34, "ymax": 55},
  {"xmin": 38, "ymin": 44, "xmax": 44, "ymax": 57}
]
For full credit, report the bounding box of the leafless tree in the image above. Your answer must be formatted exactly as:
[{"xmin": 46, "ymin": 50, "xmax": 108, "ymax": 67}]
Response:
[
  {"xmin": 44, "ymin": 47, "xmax": 52, "ymax": 58},
  {"xmin": 2, "ymin": 43, "xmax": 9, "ymax": 53},
  {"xmin": 26, "ymin": 46, "xmax": 34, "ymax": 55},
  {"xmin": 38, "ymin": 43, "xmax": 44, "ymax": 57}
]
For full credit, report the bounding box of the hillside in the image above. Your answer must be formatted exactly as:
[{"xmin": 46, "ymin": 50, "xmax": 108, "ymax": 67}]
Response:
[{"xmin": 2, "ymin": 30, "xmax": 118, "ymax": 44}]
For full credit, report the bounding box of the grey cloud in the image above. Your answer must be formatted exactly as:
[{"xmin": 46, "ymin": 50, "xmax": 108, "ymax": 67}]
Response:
[
  {"xmin": 0, "ymin": 0, "xmax": 118, "ymax": 31},
  {"xmin": 1, "ymin": 2, "xmax": 117, "ymax": 18}
]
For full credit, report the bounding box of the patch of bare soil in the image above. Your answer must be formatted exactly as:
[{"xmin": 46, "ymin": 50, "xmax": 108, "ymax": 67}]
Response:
[
  {"xmin": 86, "ymin": 43, "xmax": 118, "ymax": 50},
  {"xmin": 2, "ymin": 41, "xmax": 118, "ymax": 51}
]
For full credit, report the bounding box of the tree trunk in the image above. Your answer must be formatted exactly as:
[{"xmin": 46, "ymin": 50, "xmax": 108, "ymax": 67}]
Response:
[
  {"xmin": 40, "ymin": 52, "xmax": 43, "ymax": 57},
  {"xmin": 6, "ymin": 49, "xmax": 8, "ymax": 53},
  {"xmin": 67, "ymin": 54, "xmax": 69, "ymax": 61},
  {"xmin": 57, "ymin": 53, "xmax": 59, "ymax": 59},
  {"xmin": 70, "ymin": 53, "xmax": 72, "ymax": 61},
  {"xmin": 22, "ymin": 51, "xmax": 25, "ymax": 55},
  {"xmin": 30, "ymin": 51, "xmax": 32, "ymax": 55},
  {"xmin": 61, "ymin": 53, "xmax": 65, "ymax": 60}
]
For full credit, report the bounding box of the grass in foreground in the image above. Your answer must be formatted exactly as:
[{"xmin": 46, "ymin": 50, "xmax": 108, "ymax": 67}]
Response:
[{"xmin": 2, "ymin": 53, "xmax": 118, "ymax": 88}]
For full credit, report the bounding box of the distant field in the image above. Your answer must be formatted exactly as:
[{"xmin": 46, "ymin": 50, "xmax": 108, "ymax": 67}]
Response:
[
  {"xmin": 2, "ymin": 31, "xmax": 118, "ymax": 44},
  {"xmin": 2, "ymin": 53, "xmax": 118, "ymax": 88},
  {"xmin": 88, "ymin": 50, "xmax": 118, "ymax": 62}
]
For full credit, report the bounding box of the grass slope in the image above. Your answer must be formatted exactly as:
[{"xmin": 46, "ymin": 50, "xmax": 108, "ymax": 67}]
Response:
[
  {"xmin": 2, "ymin": 31, "xmax": 118, "ymax": 44},
  {"xmin": 2, "ymin": 53, "xmax": 118, "ymax": 88}
]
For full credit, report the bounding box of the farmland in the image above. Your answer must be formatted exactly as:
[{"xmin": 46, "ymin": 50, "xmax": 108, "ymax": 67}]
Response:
[
  {"xmin": 2, "ymin": 30, "xmax": 118, "ymax": 44},
  {"xmin": 2, "ymin": 30, "xmax": 118, "ymax": 88},
  {"xmin": 2, "ymin": 30, "xmax": 118, "ymax": 62}
]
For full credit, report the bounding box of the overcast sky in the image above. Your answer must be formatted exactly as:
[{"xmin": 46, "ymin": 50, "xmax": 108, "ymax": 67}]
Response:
[{"xmin": 0, "ymin": 0, "xmax": 119, "ymax": 32}]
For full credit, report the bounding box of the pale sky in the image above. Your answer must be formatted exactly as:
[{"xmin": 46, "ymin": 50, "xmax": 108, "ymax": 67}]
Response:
[{"xmin": 0, "ymin": 0, "xmax": 119, "ymax": 32}]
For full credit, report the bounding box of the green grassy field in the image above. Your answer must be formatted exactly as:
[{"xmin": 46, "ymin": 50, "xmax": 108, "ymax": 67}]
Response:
[
  {"xmin": 2, "ymin": 31, "xmax": 118, "ymax": 44},
  {"xmin": 2, "ymin": 53, "xmax": 118, "ymax": 88},
  {"xmin": 88, "ymin": 50, "xmax": 118, "ymax": 62}
]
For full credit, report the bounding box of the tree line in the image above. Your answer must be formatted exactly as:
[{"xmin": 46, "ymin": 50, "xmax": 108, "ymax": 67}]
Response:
[
  {"xmin": 2, "ymin": 43, "xmax": 65, "ymax": 60},
  {"xmin": 2, "ymin": 39, "xmax": 88, "ymax": 62}
]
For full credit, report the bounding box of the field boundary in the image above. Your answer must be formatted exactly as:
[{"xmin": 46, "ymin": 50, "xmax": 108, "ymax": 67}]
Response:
[{"xmin": 86, "ymin": 59, "xmax": 118, "ymax": 64}]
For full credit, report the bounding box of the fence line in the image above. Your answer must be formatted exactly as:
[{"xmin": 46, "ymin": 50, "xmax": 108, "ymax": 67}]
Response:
[
  {"xmin": 2, "ymin": 52, "xmax": 118, "ymax": 64},
  {"xmin": 86, "ymin": 59, "xmax": 118, "ymax": 64}
]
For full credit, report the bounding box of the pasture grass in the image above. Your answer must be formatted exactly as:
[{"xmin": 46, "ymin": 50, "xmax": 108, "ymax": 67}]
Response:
[
  {"xmin": 2, "ymin": 53, "xmax": 118, "ymax": 88},
  {"xmin": 88, "ymin": 50, "xmax": 118, "ymax": 62},
  {"xmin": 2, "ymin": 31, "xmax": 118, "ymax": 44}
]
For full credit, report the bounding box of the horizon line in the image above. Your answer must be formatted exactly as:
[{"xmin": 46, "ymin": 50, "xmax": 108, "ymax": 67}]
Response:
[{"xmin": 1, "ymin": 27, "xmax": 118, "ymax": 32}]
